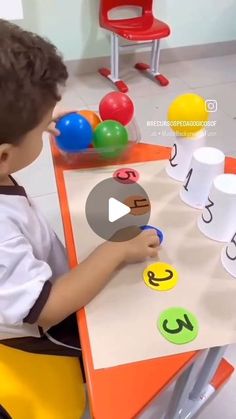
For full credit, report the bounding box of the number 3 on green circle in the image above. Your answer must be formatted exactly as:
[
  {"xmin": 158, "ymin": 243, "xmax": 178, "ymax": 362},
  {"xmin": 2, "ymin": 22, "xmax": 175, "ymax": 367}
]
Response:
[{"xmin": 157, "ymin": 307, "xmax": 199, "ymax": 345}]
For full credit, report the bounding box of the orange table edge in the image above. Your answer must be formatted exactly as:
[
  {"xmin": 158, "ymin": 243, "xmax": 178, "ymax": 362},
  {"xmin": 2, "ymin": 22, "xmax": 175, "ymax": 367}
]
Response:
[{"xmin": 51, "ymin": 141, "xmax": 236, "ymax": 419}]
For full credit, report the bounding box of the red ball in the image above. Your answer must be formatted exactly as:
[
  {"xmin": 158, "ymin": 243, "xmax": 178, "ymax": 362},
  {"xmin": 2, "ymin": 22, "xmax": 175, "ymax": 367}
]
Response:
[{"xmin": 99, "ymin": 92, "xmax": 134, "ymax": 126}]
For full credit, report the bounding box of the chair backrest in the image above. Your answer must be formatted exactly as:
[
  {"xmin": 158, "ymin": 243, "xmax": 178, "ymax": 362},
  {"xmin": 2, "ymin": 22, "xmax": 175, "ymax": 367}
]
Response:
[{"xmin": 100, "ymin": 0, "xmax": 153, "ymax": 19}]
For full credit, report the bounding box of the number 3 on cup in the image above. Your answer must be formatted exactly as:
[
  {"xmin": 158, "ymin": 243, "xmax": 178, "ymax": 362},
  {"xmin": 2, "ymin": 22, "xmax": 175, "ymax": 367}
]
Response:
[
  {"xmin": 158, "ymin": 307, "xmax": 199, "ymax": 345},
  {"xmin": 202, "ymin": 196, "xmax": 215, "ymax": 224}
]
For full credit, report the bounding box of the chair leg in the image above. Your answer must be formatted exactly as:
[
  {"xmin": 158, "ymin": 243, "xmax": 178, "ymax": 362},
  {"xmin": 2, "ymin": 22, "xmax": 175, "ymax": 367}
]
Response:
[
  {"xmin": 111, "ymin": 32, "xmax": 119, "ymax": 81},
  {"xmin": 151, "ymin": 39, "xmax": 161, "ymax": 73},
  {"xmin": 135, "ymin": 39, "xmax": 169, "ymax": 87},
  {"xmin": 98, "ymin": 33, "xmax": 128, "ymax": 93}
]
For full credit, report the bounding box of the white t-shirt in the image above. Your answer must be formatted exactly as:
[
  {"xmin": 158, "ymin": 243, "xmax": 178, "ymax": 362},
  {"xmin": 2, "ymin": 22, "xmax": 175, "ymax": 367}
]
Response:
[{"xmin": 0, "ymin": 178, "xmax": 69, "ymax": 340}]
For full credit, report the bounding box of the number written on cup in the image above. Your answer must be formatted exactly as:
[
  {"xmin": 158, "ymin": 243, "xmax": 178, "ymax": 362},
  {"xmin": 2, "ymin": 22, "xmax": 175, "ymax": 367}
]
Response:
[
  {"xmin": 169, "ymin": 143, "xmax": 178, "ymax": 168},
  {"xmin": 226, "ymin": 232, "xmax": 236, "ymax": 261},
  {"xmin": 202, "ymin": 197, "xmax": 215, "ymax": 224},
  {"xmin": 183, "ymin": 168, "xmax": 193, "ymax": 192}
]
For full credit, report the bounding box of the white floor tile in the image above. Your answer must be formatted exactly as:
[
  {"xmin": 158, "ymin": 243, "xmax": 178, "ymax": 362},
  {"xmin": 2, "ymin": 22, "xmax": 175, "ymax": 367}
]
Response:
[
  {"xmin": 70, "ymin": 73, "xmax": 115, "ymax": 105},
  {"xmin": 59, "ymin": 79, "xmax": 88, "ymax": 110},
  {"xmin": 32, "ymin": 193, "xmax": 65, "ymax": 245},
  {"xmin": 194, "ymin": 82, "xmax": 236, "ymax": 119},
  {"xmin": 132, "ymin": 94, "xmax": 184, "ymax": 147},
  {"xmin": 120, "ymin": 68, "xmax": 191, "ymax": 100},
  {"xmin": 163, "ymin": 54, "xmax": 236, "ymax": 88},
  {"xmin": 204, "ymin": 111, "xmax": 236, "ymax": 157},
  {"xmin": 63, "ymin": 55, "xmax": 236, "ymax": 106},
  {"xmin": 198, "ymin": 345, "xmax": 236, "ymax": 419},
  {"xmin": 73, "ymin": 69, "xmax": 190, "ymax": 107},
  {"xmin": 14, "ymin": 134, "xmax": 57, "ymax": 197}
]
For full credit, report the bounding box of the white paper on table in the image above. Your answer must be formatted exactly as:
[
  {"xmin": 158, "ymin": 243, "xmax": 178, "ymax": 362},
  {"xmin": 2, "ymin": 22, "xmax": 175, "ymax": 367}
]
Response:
[
  {"xmin": 0, "ymin": 0, "xmax": 23, "ymax": 20},
  {"xmin": 64, "ymin": 160, "xmax": 236, "ymax": 370}
]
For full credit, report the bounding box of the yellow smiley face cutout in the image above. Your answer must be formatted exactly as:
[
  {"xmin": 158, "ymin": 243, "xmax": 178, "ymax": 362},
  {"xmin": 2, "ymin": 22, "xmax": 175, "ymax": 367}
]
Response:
[{"xmin": 143, "ymin": 262, "xmax": 179, "ymax": 291}]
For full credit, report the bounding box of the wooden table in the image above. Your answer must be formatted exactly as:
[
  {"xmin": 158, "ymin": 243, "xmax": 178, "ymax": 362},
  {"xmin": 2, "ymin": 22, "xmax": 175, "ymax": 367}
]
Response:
[{"xmin": 52, "ymin": 141, "xmax": 236, "ymax": 419}]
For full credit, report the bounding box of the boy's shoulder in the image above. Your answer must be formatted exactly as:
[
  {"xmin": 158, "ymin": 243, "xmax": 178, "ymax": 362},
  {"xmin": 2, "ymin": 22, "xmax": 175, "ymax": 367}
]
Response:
[
  {"xmin": 0, "ymin": 191, "xmax": 29, "ymax": 242},
  {"xmin": 0, "ymin": 215, "xmax": 22, "ymax": 243}
]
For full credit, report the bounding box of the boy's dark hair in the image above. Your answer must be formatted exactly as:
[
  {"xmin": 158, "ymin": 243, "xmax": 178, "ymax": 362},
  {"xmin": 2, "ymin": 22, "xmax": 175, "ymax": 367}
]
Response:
[{"xmin": 0, "ymin": 19, "xmax": 68, "ymax": 144}]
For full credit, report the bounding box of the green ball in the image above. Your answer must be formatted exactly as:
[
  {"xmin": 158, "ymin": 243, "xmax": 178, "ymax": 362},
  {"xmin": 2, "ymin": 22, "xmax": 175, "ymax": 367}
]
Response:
[{"xmin": 93, "ymin": 120, "xmax": 128, "ymax": 159}]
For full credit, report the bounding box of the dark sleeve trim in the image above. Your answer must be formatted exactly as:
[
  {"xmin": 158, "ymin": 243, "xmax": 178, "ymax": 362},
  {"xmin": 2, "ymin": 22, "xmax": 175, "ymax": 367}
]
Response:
[
  {"xmin": 23, "ymin": 281, "xmax": 52, "ymax": 324},
  {"xmin": 0, "ymin": 405, "xmax": 12, "ymax": 419}
]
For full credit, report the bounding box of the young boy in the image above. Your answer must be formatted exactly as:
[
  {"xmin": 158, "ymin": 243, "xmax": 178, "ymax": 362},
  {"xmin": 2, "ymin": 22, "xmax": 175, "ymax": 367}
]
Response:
[{"xmin": 0, "ymin": 20, "xmax": 159, "ymax": 357}]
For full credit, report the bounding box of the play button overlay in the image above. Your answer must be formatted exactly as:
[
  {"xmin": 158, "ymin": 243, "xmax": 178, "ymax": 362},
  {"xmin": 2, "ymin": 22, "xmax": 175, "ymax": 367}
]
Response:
[
  {"xmin": 108, "ymin": 198, "xmax": 131, "ymax": 222},
  {"xmin": 85, "ymin": 178, "xmax": 151, "ymax": 242}
]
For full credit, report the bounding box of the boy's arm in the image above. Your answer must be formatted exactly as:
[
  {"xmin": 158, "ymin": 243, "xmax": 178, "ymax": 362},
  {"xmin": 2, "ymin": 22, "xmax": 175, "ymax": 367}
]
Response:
[
  {"xmin": 37, "ymin": 242, "xmax": 122, "ymax": 329},
  {"xmin": 37, "ymin": 231, "xmax": 159, "ymax": 330}
]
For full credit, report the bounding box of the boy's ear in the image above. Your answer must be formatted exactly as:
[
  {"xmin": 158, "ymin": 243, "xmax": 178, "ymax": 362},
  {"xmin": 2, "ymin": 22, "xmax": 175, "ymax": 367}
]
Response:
[{"xmin": 0, "ymin": 143, "xmax": 12, "ymax": 176}]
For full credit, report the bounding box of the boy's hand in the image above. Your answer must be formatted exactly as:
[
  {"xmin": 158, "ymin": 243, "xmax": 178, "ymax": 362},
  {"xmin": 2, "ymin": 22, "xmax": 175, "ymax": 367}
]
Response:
[
  {"xmin": 46, "ymin": 109, "xmax": 78, "ymax": 136},
  {"xmin": 109, "ymin": 229, "xmax": 160, "ymax": 264},
  {"xmin": 123, "ymin": 230, "xmax": 160, "ymax": 263}
]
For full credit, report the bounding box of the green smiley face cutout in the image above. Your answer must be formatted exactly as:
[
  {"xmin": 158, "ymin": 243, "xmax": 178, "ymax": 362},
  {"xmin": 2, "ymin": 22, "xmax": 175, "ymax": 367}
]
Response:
[{"xmin": 158, "ymin": 307, "xmax": 199, "ymax": 345}]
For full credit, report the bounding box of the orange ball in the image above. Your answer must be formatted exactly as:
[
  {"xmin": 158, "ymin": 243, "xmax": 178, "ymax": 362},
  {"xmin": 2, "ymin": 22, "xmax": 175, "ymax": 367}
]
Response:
[{"xmin": 77, "ymin": 110, "xmax": 101, "ymax": 130}]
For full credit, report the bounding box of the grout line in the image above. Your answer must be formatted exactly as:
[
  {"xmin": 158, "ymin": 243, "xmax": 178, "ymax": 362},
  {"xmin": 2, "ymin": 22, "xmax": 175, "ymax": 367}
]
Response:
[
  {"xmin": 187, "ymin": 79, "xmax": 236, "ymax": 90},
  {"xmin": 67, "ymin": 69, "xmax": 236, "ymax": 93},
  {"xmin": 30, "ymin": 191, "xmax": 59, "ymax": 199}
]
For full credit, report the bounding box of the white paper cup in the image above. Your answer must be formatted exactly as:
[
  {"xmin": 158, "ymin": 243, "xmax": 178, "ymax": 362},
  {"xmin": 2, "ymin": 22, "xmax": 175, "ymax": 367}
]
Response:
[
  {"xmin": 180, "ymin": 147, "xmax": 225, "ymax": 209},
  {"xmin": 198, "ymin": 174, "xmax": 236, "ymax": 242},
  {"xmin": 221, "ymin": 232, "xmax": 236, "ymax": 278},
  {"xmin": 166, "ymin": 130, "xmax": 206, "ymax": 182}
]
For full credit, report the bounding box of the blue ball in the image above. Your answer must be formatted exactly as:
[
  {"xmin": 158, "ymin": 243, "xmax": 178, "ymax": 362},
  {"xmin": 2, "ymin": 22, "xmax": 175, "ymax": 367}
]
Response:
[
  {"xmin": 140, "ymin": 225, "xmax": 164, "ymax": 244},
  {"xmin": 55, "ymin": 113, "xmax": 93, "ymax": 153}
]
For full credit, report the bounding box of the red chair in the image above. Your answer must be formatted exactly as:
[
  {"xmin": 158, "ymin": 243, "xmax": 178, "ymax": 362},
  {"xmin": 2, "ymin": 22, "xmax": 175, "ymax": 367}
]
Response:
[{"xmin": 99, "ymin": 0, "xmax": 171, "ymax": 93}]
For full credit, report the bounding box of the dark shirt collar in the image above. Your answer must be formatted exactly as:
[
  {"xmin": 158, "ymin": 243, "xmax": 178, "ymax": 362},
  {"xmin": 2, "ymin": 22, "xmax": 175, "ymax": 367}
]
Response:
[{"xmin": 0, "ymin": 175, "xmax": 27, "ymax": 197}]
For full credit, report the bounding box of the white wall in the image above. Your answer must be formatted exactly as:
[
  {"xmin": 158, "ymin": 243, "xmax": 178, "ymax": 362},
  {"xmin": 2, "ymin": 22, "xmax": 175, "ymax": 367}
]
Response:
[{"xmin": 14, "ymin": 0, "xmax": 236, "ymax": 61}]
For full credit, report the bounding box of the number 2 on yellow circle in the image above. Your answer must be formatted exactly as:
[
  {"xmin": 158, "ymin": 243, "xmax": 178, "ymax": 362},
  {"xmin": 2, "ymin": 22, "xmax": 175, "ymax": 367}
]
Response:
[{"xmin": 143, "ymin": 262, "xmax": 179, "ymax": 291}]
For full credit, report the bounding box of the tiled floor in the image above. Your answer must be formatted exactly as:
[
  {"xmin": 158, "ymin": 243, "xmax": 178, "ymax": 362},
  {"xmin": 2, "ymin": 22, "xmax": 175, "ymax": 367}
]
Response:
[{"xmin": 15, "ymin": 54, "xmax": 236, "ymax": 418}]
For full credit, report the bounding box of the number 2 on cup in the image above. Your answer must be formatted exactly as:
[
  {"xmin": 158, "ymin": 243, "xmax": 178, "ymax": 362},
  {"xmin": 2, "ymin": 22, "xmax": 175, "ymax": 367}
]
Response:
[{"xmin": 169, "ymin": 143, "xmax": 178, "ymax": 167}]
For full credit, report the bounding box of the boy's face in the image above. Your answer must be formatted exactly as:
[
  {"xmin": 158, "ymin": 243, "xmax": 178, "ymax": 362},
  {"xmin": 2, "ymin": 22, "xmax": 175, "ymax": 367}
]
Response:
[{"xmin": 0, "ymin": 107, "xmax": 54, "ymax": 178}]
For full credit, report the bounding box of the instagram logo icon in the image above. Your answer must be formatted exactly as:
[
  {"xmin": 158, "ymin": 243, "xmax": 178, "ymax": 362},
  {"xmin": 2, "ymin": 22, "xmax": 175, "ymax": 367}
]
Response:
[{"xmin": 205, "ymin": 99, "xmax": 218, "ymax": 112}]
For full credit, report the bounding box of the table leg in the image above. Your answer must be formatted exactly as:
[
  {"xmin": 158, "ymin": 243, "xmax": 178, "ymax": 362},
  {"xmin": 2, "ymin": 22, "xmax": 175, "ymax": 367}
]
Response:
[
  {"xmin": 137, "ymin": 345, "xmax": 233, "ymax": 419},
  {"xmin": 189, "ymin": 346, "xmax": 227, "ymax": 401},
  {"xmin": 162, "ymin": 351, "xmax": 206, "ymax": 419},
  {"xmin": 162, "ymin": 346, "xmax": 228, "ymax": 419}
]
